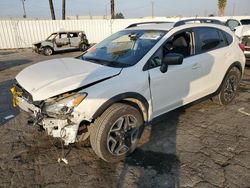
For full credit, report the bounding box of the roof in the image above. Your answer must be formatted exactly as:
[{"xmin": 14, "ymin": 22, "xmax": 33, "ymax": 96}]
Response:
[
  {"xmin": 52, "ymin": 31, "xmax": 85, "ymax": 34},
  {"xmin": 126, "ymin": 23, "xmax": 175, "ymax": 31},
  {"xmin": 125, "ymin": 20, "xmax": 229, "ymax": 32}
]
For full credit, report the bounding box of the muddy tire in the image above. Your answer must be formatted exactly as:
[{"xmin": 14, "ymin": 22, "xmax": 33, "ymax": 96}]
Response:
[
  {"xmin": 212, "ymin": 67, "xmax": 241, "ymax": 105},
  {"xmin": 90, "ymin": 103, "xmax": 144, "ymax": 162},
  {"xmin": 43, "ymin": 46, "xmax": 53, "ymax": 56}
]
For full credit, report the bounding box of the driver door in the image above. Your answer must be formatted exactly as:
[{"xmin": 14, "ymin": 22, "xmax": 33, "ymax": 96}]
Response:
[{"xmin": 148, "ymin": 30, "xmax": 202, "ymax": 118}]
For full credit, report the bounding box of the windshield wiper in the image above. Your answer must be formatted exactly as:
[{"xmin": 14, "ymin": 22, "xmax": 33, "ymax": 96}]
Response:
[
  {"xmin": 82, "ymin": 57, "xmax": 106, "ymax": 65},
  {"xmin": 82, "ymin": 57, "xmax": 129, "ymax": 68}
]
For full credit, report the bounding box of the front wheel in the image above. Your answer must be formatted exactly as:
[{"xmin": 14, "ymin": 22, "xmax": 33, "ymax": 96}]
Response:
[
  {"xmin": 90, "ymin": 103, "xmax": 144, "ymax": 162},
  {"xmin": 79, "ymin": 43, "xmax": 88, "ymax": 52},
  {"xmin": 212, "ymin": 67, "xmax": 241, "ymax": 105},
  {"xmin": 43, "ymin": 46, "xmax": 53, "ymax": 56}
]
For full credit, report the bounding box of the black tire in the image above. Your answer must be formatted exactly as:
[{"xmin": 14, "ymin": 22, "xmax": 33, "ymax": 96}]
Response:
[
  {"xmin": 43, "ymin": 46, "xmax": 53, "ymax": 56},
  {"xmin": 90, "ymin": 103, "xmax": 144, "ymax": 162},
  {"xmin": 212, "ymin": 67, "xmax": 241, "ymax": 105},
  {"xmin": 79, "ymin": 43, "xmax": 88, "ymax": 52}
]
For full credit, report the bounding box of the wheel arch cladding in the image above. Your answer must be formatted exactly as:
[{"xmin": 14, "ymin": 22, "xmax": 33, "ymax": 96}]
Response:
[
  {"xmin": 92, "ymin": 92, "xmax": 149, "ymax": 122},
  {"xmin": 215, "ymin": 62, "xmax": 242, "ymax": 95},
  {"xmin": 231, "ymin": 61, "xmax": 243, "ymax": 76}
]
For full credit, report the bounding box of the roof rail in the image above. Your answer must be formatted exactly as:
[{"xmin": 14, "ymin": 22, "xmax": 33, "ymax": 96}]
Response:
[
  {"xmin": 126, "ymin": 21, "xmax": 173, "ymax": 28},
  {"xmin": 174, "ymin": 18, "xmax": 224, "ymax": 27}
]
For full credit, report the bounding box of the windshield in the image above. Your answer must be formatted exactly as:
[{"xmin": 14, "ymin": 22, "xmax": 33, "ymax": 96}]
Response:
[
  {"xmin": 241, "ymin": 19, "xmax": 250, "ymax": 25},
  {"xmin": 82, "ymin": 30, "xmax": 166, "ymax": 67},
  {"xmin": 47, "ymin": 33, "xmax": 57, "ymax": 40}
]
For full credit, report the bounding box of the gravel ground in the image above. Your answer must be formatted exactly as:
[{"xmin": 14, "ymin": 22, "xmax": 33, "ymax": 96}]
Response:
[{"xmin": 0, "ymin": 49, "xmax": 249, "ymax": 188}]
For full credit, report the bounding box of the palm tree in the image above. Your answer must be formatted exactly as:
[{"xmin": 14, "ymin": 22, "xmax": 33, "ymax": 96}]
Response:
[{"xmin": 218, "ymin": 0, "xmax": 227, "ymax": 16}]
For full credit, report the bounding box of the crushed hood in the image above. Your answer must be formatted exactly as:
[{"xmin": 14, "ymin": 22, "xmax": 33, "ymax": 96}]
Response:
[{"xmin": 16, "ymin": 58, "xmax": 122, "ymax": 101}]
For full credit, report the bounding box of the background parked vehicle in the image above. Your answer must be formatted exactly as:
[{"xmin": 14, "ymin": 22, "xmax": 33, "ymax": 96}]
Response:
[
  {"xmin": 225, "ymin": 17, "xmax": 250, "ymax": 65},
  {"xmin": 33, "ymin": 31, "xmax": 90, "ymax": 56},
  {"xmin": 225, "ymin": 16, "xmax": 250, "ymax": 31}
]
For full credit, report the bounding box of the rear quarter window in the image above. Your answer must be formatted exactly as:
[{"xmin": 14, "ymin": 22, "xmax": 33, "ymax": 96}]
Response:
[{"xmin": 223, "ymin": 31, "xmax": 233, "ymax": 45}]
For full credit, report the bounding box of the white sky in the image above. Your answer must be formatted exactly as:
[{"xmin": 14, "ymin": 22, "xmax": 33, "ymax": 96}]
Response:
[{"xmin": 0, "ymin": 0, "xmax": 249, "ymax": 19}]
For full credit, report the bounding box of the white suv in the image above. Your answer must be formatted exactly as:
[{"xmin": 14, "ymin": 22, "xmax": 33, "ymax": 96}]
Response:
[{"xmin": 12, "ymin": 19, "xmax": 245, "ymax": 162}]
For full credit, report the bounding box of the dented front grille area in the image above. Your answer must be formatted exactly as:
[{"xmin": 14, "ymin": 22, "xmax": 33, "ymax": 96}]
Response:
[{"xmin": 14, "ymin": 82, "xmax": 33, "ymax": 103}]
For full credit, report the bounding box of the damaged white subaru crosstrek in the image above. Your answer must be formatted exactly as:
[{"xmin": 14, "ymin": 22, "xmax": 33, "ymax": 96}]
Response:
[{"xmin": 12, "ymin": 19, "xmax": 245, "ymax": 162}]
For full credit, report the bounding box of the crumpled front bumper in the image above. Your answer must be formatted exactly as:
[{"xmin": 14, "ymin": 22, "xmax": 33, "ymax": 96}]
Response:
[
  {"xmin": 32, "ymin": 46, "xmax": 43, "ymax": 53},
  {"xmin": 14, "ymin": 94, "xmax": 79, "ymax": 145}
]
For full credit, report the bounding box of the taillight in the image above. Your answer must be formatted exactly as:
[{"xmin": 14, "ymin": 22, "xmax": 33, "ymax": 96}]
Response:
[{"xmin": 239, "ymin": 43, "xmax": 245, "ymax": 52}]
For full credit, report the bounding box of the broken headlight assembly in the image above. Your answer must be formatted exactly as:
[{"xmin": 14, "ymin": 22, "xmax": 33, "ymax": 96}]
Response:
[{"xmin": 44, "ymin": 92, "xmax": 87, "ymax": 117}]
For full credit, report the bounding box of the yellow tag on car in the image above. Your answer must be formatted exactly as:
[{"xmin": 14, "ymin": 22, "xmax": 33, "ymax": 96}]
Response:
[{"xmin": 10, "ymin": 87, "xmax": 22, "ymax": 107}]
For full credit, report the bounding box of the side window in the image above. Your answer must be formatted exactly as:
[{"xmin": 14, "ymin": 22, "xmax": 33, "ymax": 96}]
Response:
[
  {"xmin": 59, "ymin": 33, "xmax": 68, "ymax": 39},
  {"xmin": 149, "ymin": 48, "xmax": 163, "ymax": 69},
  {"xmin": 148, "ymin": 31, "xmax": 193, "ymax": 69},
  {"xmin": 68, "ymin": 33, "xmax": 78, "ymax": 38},
  {"xmin": 196, "ymin": 28, "xmax": 226, "ymax": 53},
  {"xmin": 226, "ymin": 19, "xmax": 240, "ymax": 31},
  {"xmin": 73, "ymin": 33, "xmax": 78, "ymax": 37},
  {"xmin": 240, "ymin": 19, "xmax": 250, "ymax": 25}
]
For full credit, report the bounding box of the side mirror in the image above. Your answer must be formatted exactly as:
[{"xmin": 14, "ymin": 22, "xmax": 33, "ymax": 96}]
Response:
[{"xmin": 160, "ymin": 53, "xmax": 184, "ymax": 73}]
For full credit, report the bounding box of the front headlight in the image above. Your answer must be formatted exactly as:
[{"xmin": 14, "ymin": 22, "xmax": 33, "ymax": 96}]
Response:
[{"xmin": 44, "ymin": 92, "xmax": 87, "ymax": 115}]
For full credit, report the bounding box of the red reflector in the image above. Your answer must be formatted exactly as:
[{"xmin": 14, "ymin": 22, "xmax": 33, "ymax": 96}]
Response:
[{"xmin": 239, "ymin": 43, "xmax": 245, "ymax": 52}]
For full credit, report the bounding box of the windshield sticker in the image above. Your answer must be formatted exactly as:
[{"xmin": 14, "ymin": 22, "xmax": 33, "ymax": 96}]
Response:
[{"xmin": 139, "ymin": 33, "xmax": 161, "ymax": 40}]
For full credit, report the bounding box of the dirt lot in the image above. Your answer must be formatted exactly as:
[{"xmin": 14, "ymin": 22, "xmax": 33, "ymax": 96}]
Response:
[{"xmin": 0, "ymin": 49, "xmax": 250, "ymax": 188}]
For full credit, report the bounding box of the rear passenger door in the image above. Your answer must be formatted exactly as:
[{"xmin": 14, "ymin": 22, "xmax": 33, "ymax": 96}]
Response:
[{"xmin": 193, "ymin": 27, "xmax": 232, "ymax": 96}]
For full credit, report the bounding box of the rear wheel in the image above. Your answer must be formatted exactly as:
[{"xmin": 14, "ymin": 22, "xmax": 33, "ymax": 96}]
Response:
[
  {"xmin": 43, "ymin": 46, "xmax": 53, "ymax": 56},
  {"xmin": 212, "ymin": 67, "xmax": 241, "ymax": 105},
  {"xmin": 90, "ymin": 103, "xmax": 144, "ymax": 162}
]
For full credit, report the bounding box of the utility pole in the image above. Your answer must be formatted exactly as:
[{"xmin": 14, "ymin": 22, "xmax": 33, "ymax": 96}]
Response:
[
  {"xmin": 111, "ymin": 0, "xmax": 115, "ymax": 19},
  {"xmin": 48, "ymin": 0, "xmax": 56, "ymax": 20},
  {"xmin": 62, "ymin": 0, "xmax": 66, "ymax": 20},
  {"xmin": 21, "ymin": 0, "xmax": 27, "ymax": 18},
  {"xmin": 151, "ymin": 1, "xmax": 154, "ymax": 18}
]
